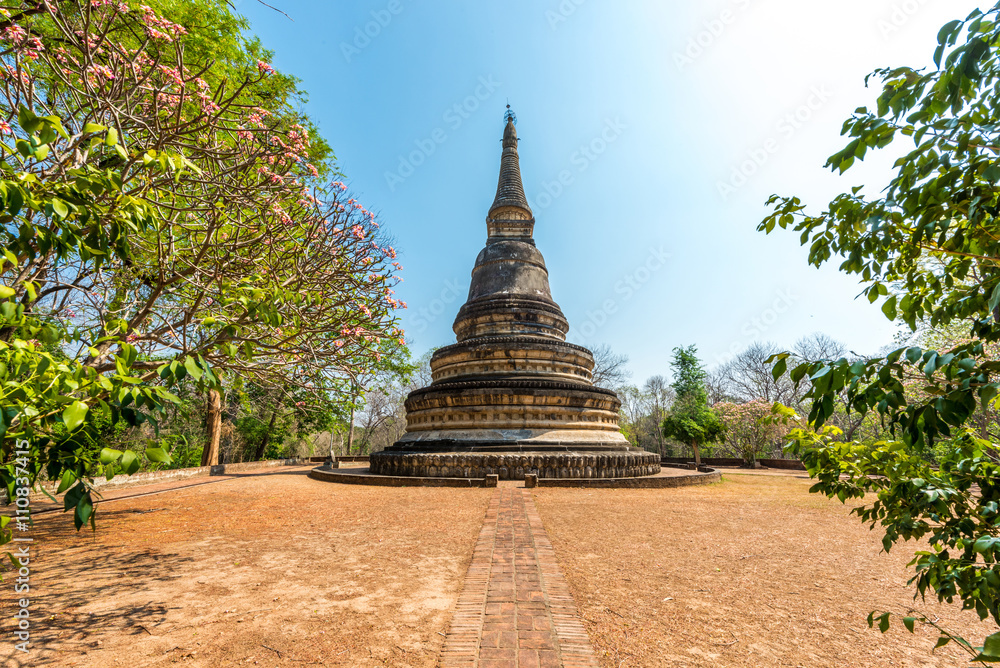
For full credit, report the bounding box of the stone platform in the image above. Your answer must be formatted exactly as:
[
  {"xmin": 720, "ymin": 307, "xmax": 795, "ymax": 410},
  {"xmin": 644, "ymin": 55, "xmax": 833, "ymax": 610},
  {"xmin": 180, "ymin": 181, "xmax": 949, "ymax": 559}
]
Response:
[
  {"xmin": 308, "ymin": 464, "xmax": 719, "ymax": 488},
  {"xmin": 369, "ymin": 449, "xmax": 660, "ymax": 480}
]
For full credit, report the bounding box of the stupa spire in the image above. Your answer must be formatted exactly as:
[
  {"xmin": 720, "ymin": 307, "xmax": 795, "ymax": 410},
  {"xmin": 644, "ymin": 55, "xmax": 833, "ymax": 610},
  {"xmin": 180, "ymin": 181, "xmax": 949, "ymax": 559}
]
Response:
[
  {"xmin": 368, "ymin": 108, "xmax": 660, "ymax": 483},
  {"xmin": 487, "ymin": 106, "xmax": 533, "ymax": 236}
]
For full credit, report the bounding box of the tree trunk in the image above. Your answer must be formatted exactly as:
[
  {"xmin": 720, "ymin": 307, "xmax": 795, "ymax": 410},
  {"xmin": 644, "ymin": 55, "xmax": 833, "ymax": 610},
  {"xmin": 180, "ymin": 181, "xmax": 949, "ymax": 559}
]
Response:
[
  {"xmin": 347, "ymin": 388, "xmax": 357, "ymax": 454},
  {"xmin": 201, "ymin": 389, "xmax": 222, "ymax": 467},
  {"xmin": 253, "ymin": 408, "xmax": 280, "ymax": 461},
  {"xmin": 692, "ymin": 442, "xmax": 701, "ymax": 469}
]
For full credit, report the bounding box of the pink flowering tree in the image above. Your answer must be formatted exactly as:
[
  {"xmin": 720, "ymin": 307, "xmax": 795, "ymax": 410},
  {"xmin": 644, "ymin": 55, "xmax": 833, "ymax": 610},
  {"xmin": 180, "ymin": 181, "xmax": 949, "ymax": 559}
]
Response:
[
  {"xmin": 714, "ymin": 399, "xmax": 793, "ymax": 467},
  {"xmin": 0, "ymin": 1, "xmax": 404, "ymax": 533}
]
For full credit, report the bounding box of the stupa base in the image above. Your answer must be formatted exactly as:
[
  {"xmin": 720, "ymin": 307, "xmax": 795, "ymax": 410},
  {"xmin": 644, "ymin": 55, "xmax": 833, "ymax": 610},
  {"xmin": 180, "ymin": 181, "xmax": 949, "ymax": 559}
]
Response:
[{"xmin": 369, "ymin": 447, "xmax": 660, "ymax": 480}]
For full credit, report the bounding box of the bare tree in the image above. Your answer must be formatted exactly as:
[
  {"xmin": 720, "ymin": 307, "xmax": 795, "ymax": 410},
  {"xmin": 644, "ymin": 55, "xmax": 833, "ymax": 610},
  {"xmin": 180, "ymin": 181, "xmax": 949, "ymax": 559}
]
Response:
[
  {"xmin": 617, "ymin": 385, "xmax": 647, "ymax": 450},
  {"xmin": 715, "ymin": 342, "xmax": 802, "ymax": 405},
  {"xmin": 706, "ymin": 369, "xmax": 738, "ymax": 405},
  {"xmin": 591, "ymin": 344, "xmax": 632, "ymax": 390},
  {"xmin": 641, "ymin": 375, "xmax": 675, "ymax": 455},
  {"xmin": 794, "ymin": 332, "xmax": 847, "ymax": 361}
]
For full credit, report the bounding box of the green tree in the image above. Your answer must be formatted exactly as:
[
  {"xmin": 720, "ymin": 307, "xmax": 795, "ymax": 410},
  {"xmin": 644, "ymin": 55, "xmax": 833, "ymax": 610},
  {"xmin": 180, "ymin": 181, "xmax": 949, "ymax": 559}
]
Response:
[
  {"xmin": 0, "ymin": 1, "xmax": 404, "ymax": 538},
  {"xmin": 759, "ymin": 4, "xmax": 1000, "ymax": 659},
  {"xmin": 661, "ymin": 346, "xmax": 722, "ymax": 467}
]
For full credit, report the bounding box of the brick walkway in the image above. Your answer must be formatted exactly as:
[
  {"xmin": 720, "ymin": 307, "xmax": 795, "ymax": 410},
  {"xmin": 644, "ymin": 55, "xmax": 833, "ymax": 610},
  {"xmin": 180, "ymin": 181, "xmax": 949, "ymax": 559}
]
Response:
[{"xmin": 440, "ymin": 487, "xmax": 599, "ymax": 668}]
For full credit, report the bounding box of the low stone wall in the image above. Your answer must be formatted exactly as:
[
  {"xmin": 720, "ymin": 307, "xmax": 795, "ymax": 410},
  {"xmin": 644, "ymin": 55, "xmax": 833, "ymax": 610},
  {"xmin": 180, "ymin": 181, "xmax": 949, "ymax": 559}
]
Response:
[
  {"xmin": 309, "ymin": 466, "xmax": 493, "ymax": 488},
  {"xmin": 307, "ymin": 455, "xmax": 372, "ymax": 463},
  {"xmin": 536, "ymin": 468, "xmax": 722, "ymax": 488},
  {"xmin": 661, "ymin": 456, "xmax": 805, "ymax": 471},
  {"xmin": 758, "ymin": 458, "xmax": 806, "ymax": 470},
  {"xmin": 370, "ymin": 451, "xmax": 661, "ymax": 480},
  {"xmin": 28, "ymin": 458, "xmax": 309, "ymax": 499}
]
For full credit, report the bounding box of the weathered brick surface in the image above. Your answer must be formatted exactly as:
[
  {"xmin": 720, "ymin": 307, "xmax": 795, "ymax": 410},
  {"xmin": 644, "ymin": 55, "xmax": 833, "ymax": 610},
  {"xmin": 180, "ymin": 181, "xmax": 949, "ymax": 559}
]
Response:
[{"xmin": 440, "ymin": 488, "xmax": 598, "ymax": 667}]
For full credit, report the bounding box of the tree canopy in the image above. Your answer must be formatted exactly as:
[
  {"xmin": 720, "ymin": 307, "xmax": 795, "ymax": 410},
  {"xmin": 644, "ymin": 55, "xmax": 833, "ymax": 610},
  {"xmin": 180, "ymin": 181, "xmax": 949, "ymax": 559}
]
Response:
[
  {"xmin": 661, "ymin": 345, "xmax": 721, "ymax": 466},
  {"xmin": 0, "ymin": 0, "xmax": 405, "ymax": 536},
  {"xmin": 760, "ymin": 3, "xmax": 1000, "ymax": 660}
]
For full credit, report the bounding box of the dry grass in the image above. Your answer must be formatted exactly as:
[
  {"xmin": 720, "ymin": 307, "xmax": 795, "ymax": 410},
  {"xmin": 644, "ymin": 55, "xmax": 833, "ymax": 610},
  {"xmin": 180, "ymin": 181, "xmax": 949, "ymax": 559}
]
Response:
[
  {"xmin": 532, "ymin": 472, "xmax": 998, "ymax": 667},
  {"xmin": 11, "ymin": 467, "xmax": 492, "ymax": 667}
]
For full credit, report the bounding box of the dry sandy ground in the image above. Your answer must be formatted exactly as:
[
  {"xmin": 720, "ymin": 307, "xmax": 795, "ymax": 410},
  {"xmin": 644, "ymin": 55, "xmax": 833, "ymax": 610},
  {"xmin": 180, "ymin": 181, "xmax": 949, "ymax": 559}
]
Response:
[
  {"xmin": 7, "ymin": 467, "xmax": 999, "ymax": 668},
  {"xmin": 7, "ymin": 466, "xmax": 492, "ymax": 668},
  {"xmin": 532, "ymin": 472, "xmax": 999, "ymax": 668}
]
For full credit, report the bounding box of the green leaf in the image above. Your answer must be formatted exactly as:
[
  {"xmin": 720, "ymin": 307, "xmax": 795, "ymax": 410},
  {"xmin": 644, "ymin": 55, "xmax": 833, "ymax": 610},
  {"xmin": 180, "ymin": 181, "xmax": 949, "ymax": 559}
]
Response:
[
  {"xmin": 51, "ymin": 198, "xmax": 68, "ymax": 219},
  {"xmin": 16, "ymin": 105, "xmax": 38, "ymax": 134},
  {"xmin": 881, "ymin": 294, "xmax": 897, "ymax": 320},
  {"xmin": 772, "ymin": 357, "xmax": 787, "ymax": 381},
  {"xmin": 903, "ymin": 616, "xmax": 915, "ymax": 633},
  {"xmin": 0, "ymin": 286, "xmax": 14, "ymax": 299},
  {"xmin": 144, "ymin": 447, "xmax": 171, "ymax": 464},
  {"xmin": 878, "ymin": 614, "xmax": 890, "ymax": 633},
  {"xmin": 120, "ymin": 450, "xmax": 140, "ymax": 475},
  {"xmin": 982, "ymin": 631, "xmax": 1000, "ymax": 658},
  {"xmin": 99, "ymin": 448, "xmax": 122, "ymax": 465},
  {"xmin": 56, "ymin": 468, "xmax": 75, "ymax": 494},
  {"xmin": 990, "ymin": 283, "xmax": 1000, "ymax": 314},
  {"xmin": 63, "ymin": 481, "xmax": 84, "ymax": 511},
  {"xmin": 938, "ymin": 20, "xmax": 961, "ymax": 45},
  {"xmin": 183, "ymin": 356, "xmax": 203, "ymax": 381},
  {"xmin": 62, "ymin": 400, "xmax": 89, "ymax": 432},
  {"xmin": 82, "ymin": 122, "xmax": 106, "ymax": 134},
  {"xmin": 76, "ymin": 493, "xmax": 93, "ymax": 526}
]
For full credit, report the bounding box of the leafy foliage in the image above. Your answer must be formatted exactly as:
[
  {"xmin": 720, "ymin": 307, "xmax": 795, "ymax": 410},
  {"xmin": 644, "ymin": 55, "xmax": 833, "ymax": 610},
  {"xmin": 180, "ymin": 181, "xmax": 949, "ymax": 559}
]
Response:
[
  {"xmin": 661, "ymin": 346, "xmax": 721, "ymax": 464},
  {"xmin": 0, "ymin": 1, "xmax": 404, "ymax": 541},
  {"xmin": 759, "ymin": 3, "xmax": 1000, "ymax": 657},
  {"xmin": 715, "ymin": 399, "xmax": 792, "ymax": 467}
]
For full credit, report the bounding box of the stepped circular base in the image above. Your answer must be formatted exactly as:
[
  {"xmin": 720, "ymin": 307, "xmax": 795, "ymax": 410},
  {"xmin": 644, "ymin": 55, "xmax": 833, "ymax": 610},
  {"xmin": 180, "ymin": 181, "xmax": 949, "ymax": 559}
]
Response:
[{"xmin": 369, "ymin": 448, "xmax": 660, "ymax": 480}]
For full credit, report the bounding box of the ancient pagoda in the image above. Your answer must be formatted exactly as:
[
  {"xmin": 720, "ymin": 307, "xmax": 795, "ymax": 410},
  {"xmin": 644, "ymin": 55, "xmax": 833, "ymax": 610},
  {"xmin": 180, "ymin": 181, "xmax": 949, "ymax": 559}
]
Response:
[{"xmin": 370, "ymin": 110, "xmax": 659, "ymax": 480}]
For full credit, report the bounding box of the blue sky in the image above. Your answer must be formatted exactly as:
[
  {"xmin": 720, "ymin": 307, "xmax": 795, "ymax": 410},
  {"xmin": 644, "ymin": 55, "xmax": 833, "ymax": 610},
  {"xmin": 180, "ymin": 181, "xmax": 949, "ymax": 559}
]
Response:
[{"xmin": 237, "ymin": 0, "xmax": 983, "ymax": 382}]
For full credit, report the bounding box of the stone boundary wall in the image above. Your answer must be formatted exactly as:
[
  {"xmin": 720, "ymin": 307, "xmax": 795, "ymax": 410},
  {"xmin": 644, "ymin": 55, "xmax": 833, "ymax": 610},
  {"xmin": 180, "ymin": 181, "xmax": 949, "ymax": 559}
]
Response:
[
  {"xmin": 535, "ymin": 468, "xmax": 722, "ymax": 488},
  {"xmin": 306, "ymin": 456, "xmax": 372, "ymax": 463},
  {"xmin": 661, "ymin": 456, "xmax": 805, "ymax": 471},
  {"xmin": 27, "ymin": 458, "xmax": 308, "ymax": 499}
]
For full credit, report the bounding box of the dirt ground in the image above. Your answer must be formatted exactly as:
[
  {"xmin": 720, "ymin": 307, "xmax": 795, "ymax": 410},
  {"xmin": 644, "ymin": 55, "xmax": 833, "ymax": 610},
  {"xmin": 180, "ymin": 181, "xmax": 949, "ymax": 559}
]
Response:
[
  {"xmin": 531, "ymin": 471, "xmax": 999, "ymax": 668},
  {"xmin": 7, "ymin": 467, "xmax": 999, "ymax": 667},
  {"xmin": 9, "ymin": 466, "xmax": 492, "ymax": 667}
]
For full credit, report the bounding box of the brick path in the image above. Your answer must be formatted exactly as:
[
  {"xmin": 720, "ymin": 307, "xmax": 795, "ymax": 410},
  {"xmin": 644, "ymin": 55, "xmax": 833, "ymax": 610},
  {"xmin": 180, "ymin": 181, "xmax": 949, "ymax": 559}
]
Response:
[{"xmin": 440, "ymin": 487, "xmax": 599, "ymax": 668}]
